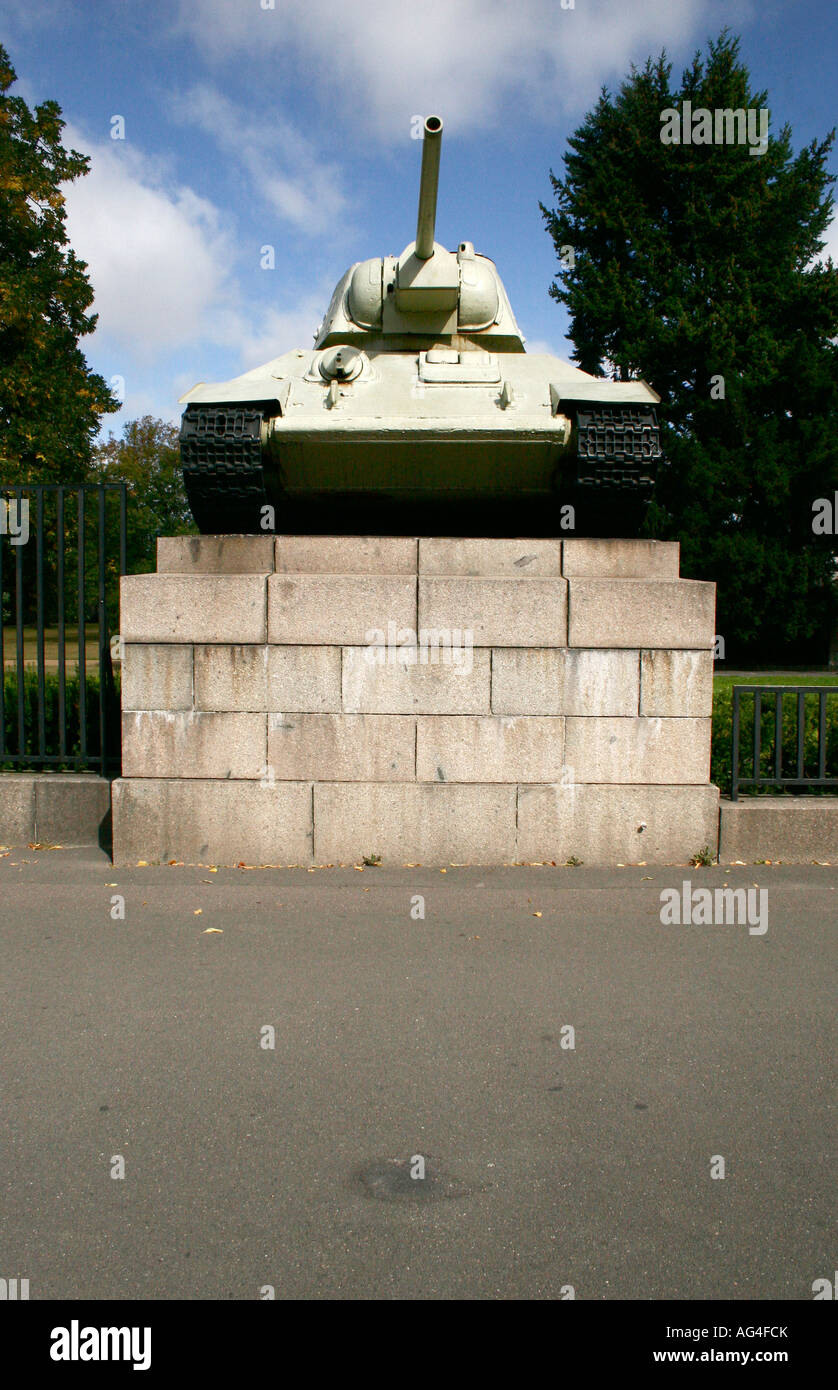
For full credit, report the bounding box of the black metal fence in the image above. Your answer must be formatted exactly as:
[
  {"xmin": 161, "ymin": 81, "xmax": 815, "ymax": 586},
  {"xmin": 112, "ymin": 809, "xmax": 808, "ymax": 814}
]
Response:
[
  {"xmin": 731, "ymin": 685, "xmax": 838, "ymax": 800},
  {"xmin": 0, "ymin": 484, "xmax": 127, "ymax": 773}
]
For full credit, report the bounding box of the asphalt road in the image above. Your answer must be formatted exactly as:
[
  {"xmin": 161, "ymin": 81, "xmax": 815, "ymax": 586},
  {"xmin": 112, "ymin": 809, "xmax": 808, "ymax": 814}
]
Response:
[{"xmin": 0, "ymin": 848, "xmax": 834, "ymax": 1301}]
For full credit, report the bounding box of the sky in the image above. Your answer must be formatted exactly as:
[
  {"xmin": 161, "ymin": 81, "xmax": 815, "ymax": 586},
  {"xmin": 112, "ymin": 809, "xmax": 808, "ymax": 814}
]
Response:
[{"xmin": 3, "ymin": 0, "xmax": 837, "ymax": 438}]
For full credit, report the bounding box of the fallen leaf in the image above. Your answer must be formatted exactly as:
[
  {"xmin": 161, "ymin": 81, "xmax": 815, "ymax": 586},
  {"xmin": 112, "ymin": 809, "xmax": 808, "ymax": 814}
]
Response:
[
  {"xmin": 440, "ymin": 868, "xmax": 447, "ymax": 874},
  {"xmin": 203, "ymin": 927, "xmax": 223, "ymax": 934},
  {"xmin": 137, "ymin": 861, "xmax": 148, "ymax": 867},
  {"xmin": 194, "ymin": 909, "xmax": 203, "ymax": 915},
  {"xmin": 209, "ymin": 867, "xmax": 218, "ymax": 873},
  {"xmin": 532, "ymin": 911, "xmax": 542, "ymax": 918}
]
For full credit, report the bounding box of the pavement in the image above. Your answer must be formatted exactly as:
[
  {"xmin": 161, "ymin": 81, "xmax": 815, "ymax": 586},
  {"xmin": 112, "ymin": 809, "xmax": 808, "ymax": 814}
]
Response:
[{"xmin": 0, "ymin": 847, "xmax": 834, "ymax": 1301}]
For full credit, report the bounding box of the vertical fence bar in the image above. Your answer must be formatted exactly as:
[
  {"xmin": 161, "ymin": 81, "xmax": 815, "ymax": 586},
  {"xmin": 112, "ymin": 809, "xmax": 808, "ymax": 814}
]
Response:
[
  {"xmin": 15, "ymin": 490, "xmax": 25, "ymax": 759},
  {"xmin": 56, "ymin": 489, "xmax": 66, "ymax": 760},
  {"xmin": 753, "ymin": 690, "xmax": 762, "ymax": 789},
  {"xmin": 77, "ymin": 489, "xmax": 87, "ymax": 766},
  {"xmin": 774, "ymin": 690, "xmax": 782, "ymax": 782},
  {"xmin": 0, "ymin": 504, "xmax": 5, "ymax": 759},
  {"xmin": 119, "ymin": 484, "xmax": 127, "ymax": 578},
  {"xmin": 731, "ymin": 686, "xmax": 740, "ymax": 801},
  {"xmin": 797, "ymin": 691, "xmax": 805, "ymax": 781},
  {"xmin": 116, "ymin": 483, "xmax": 128, "ymax": 775},
  {"xmin": 36, "ymin": 488, "xmax": 46, "ymax": 760},
  {"xmin": 98, "ymin": 487, "xmax": 107, "ymax": 772},
  {"xmin": 819, "ymin": 692, "xmax": 827, "ymax": 780}
]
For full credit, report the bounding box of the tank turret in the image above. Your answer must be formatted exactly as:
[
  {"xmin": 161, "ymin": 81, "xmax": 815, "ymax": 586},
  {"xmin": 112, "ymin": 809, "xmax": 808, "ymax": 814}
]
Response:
[
  {"xmin": 178, "ymin": 115, "xmax": 661, "ymax": 536},
  {"xmin": 315, "ymin": 116, "xmax": 524, "ymax": 354}
]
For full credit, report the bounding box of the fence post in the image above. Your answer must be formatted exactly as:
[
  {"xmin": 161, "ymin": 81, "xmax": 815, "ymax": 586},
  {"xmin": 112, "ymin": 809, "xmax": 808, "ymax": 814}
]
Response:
[{"xmin": 731, "ymin": 686, "xmax": 740, "ymax": 801}]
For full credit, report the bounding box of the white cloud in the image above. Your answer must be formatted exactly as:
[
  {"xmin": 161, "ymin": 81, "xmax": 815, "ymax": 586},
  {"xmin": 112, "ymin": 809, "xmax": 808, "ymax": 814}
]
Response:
[
  {"xmin": 525, "ymin": 337, "xmax": 565, "ymax": 358},
  {"xmin": 219, "ymin": 294, "xmax": 329, "ymax": 370},
  {"xmin": 2, "ymin": 0, "xmax": 67, "ymax": 35},
  {"xmin": 97, "ymin": 390, "xmax": 183, "ymax": 444},
  {"xmin": 63, "ymin": 125, "xmax": 236, "ymax": 360},
  {"xmin": 174, "ymin": 0, "xmax": 750, "ymax": 138},
  {"xmin": 61, "ymin": 121, "xmax": 334, "ymax": 436},
  {"xmin": 170, "ymin": 85, "xmax": 348, "ymax": 235},
  {"xmin": 63, "ymin": 122, "xmax": 327, "ymax": 366}
]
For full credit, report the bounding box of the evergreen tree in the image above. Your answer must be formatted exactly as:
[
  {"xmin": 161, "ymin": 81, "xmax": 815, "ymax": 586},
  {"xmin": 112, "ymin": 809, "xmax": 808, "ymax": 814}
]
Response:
[
  {"xmin": 0, "ymin": 44, "xmax": 117, "ymax": 484},
  {"xmin": 542, "ymin": 31, "xmax": 838, "ymax": 662}
]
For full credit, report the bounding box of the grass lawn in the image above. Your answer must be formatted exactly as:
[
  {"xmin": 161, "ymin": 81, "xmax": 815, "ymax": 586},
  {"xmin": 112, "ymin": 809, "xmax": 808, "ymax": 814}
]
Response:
[
  {"xmin": 2, "ymin": 627, "xmax": 102, "ymax": 671},
  {"xmin": 715, "ymin": 669, "xmax": 838, "ymax": 691}
]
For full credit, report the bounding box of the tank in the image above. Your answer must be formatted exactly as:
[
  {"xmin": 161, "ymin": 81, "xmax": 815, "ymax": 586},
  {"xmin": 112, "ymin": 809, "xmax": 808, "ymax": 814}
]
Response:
[{"xmin": 178, "ymin": 115, "xmax": 661, "ymax": 536}]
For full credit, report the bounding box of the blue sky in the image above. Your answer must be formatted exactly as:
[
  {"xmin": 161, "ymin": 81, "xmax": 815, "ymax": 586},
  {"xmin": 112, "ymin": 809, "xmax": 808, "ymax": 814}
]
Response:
[{"xmin": 4, "ymin": 0, "xmax": 837, "ymax": 438}]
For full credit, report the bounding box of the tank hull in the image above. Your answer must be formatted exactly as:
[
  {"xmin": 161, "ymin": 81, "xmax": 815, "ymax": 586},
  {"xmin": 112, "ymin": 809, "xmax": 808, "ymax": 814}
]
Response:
[{"xmin": 180, "ymin": 349, "xmax": 661, "ymax": 535}]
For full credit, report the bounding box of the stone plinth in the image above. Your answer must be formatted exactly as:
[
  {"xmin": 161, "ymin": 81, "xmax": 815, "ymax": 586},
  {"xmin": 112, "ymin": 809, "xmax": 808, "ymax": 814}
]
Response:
[{"xmin": 112, "ymin": 535, "xmax": 718, "ymax": 866}]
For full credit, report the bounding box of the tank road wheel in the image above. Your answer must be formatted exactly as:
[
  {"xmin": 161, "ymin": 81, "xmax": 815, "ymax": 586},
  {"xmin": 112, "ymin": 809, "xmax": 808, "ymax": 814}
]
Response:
[{"xmin": 179, "ymin": 405, "xmax": 275, "ymax": 534}]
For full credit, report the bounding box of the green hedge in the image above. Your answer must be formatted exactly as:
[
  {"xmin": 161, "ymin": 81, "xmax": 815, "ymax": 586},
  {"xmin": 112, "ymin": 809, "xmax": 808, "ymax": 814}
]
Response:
[
  {"xmin": 712, "ymin": 684, "xmax": 838, "ymax": 794},
  {"xmin": 1, "ymin": 667, "xmax": 119, "ymax": 769}
]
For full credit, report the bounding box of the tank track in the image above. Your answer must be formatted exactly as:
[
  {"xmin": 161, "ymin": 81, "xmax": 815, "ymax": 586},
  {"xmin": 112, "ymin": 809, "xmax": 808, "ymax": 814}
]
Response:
[
  {"xmin": 180, "ymin": 405, "xmax": 271, "ymax": 534},
  {"xmin": 574, "ymin": 405, "xmax": 661, "ymax": 489}
]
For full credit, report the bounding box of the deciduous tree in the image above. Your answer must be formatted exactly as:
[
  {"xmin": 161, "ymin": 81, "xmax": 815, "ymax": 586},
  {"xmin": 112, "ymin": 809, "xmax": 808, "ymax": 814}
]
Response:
[
  {"xmin": 89, "ymin": 415, "xmax": 195, "ymax": 575},
  {"xmin": 0, "ymin": 44, "xmax": 117, "ymax": 484}
]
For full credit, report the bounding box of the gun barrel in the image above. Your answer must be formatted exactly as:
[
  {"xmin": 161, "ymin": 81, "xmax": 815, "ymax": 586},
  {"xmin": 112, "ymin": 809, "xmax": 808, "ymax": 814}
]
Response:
[{"xmin": 415, "ymin": 115, "xmax": 443, "ymax": 260}]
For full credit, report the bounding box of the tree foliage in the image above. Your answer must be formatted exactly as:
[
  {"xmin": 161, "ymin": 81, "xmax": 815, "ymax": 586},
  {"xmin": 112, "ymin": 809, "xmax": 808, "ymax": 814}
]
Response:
[
  {"xmin": 542, "ymin": 31, "xmax": 838, "ymax": 662},
  {"xmin": 88, "ymin": 415, "xmax": 196, "ymax": 574},
  {"xmin": 0, "ymin": 44, "xmax": 117, "ymax": 484}
]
